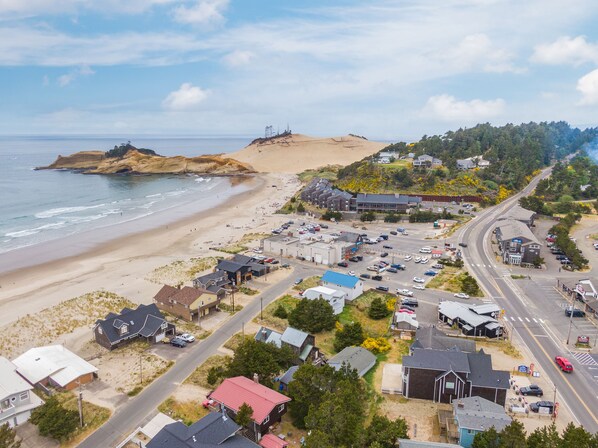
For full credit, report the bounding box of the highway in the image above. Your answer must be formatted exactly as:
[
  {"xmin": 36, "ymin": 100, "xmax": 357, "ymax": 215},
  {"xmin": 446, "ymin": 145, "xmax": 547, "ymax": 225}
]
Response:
[
  {"xmin": 457, "ymin": 168, "xmax": 598, "ymax": 432},
  {"xmin": 78, "ymin": 266, "xmax": 321, "ymax": 448}
]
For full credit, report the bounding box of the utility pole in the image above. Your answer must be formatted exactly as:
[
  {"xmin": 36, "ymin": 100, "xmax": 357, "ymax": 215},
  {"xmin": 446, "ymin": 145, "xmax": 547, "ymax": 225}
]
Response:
[
  {"xmin": 260, "ymin": 297, "xmax": 263, "ymax": 321},
  {"xmin": 139, "ymin": 353, "xmax": 143, "ymax": 384},
  {"xmin": 198, "ymin": 301, "xmax": 204, "ymax": 329},
  {"xmin": 552, "ymin": 384, "xmax": 557, "ymax": 419},
  {"xmin": 77, "ymin": 381, "xmax": 84, "ymax": 427},
  {"xmin": 566, "ymin": 305, "xmax": 574, "ymax": 345}
]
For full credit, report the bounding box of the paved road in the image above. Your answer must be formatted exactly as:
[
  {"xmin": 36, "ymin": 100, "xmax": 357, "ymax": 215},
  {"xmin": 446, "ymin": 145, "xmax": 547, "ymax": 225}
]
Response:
[
  {"xmin": 458, "ymin": 168, "xmax": 598, "ymax": 432},
  {"xmin": 78, "ymin": 266, "xmax": 320, "ymax": 448}
]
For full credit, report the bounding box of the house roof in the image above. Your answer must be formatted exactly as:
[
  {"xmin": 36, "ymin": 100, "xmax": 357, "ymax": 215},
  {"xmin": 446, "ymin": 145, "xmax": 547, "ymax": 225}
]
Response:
[
  {"xmin": 328, "ymin": 346, "xmax": 376, "ymax": 377},
  {"xmin": 355, "ymin": 193, "xmax": 421, "ymax": 205},
  {"xmin": 402, "ymin": 348, "xmax": 470, "ymax": 373},
  {"xmin": 95, "ymin": 303, "xmax": 167, "ymax": 345},
  {"xmin": 259, "ymin": 434, "xmax": 289, "ymax": 448},
  {"xmin": 498, "ymin": 205, "xmax": 536, "ymax": 222},
  {"xmin": 438, "ymin": 301, "xmax": 498, "ymax": 328},
  {"xmin": 453, "ymin": 396, "xmax": 511, "ymax": 432},
  {"xmin": 279, "ymin": 365, "xmax": 299, "ymax": 386},
  {"xmin": 305, "ymin": 286, "xmax": 345, "ymax": 298},
  {"xmin": 154, "ymin": 285, "xmax": 179, "ymax": 302},
  {"xmin": 411, "ymin": 326, "xmax": 476, "ymax": 353},
  {"xmin": 399, "ymin": 440, "xmax": 462, "ymax": 448},
  {"xmin": 217, "ymin": 260, "xmax": 248, "ymax": 273},
  {"xmin": 321, "ymin": 270, "xmax": 359, "ymax": 288},
  {"xmin": 467, "ymin": 350, "xmax": 510, "ymax": 389},
  {"xmin": 0, "ymin": 356, "xmax": 33, "ymax": 399},
  {"xmin": 394, "ymin": 312, "xmax": 419, "ymax": 329},
  {"xmin": 281, "ymin": 327, "xmax": 309, "ymax": 348},
  {"xmin": 469, "ymin": 303, "xmax": 501, "ymax": 316},
  {"xmin": 209, "ymin": 376, "xmax": 291, "ymax": 424},
  {"xmin": 494, "ymin": 219, "xmax": 541, "ymax": 245},
  {"xmin": 255, "ymin": 327, "xmax": 283, "ymax": 348},
  {"xmin": 195, "ymin": 271, "xmax": 230, "ymax": 288},
  {"xmin": 147, "ymin": 412, "xmax": 259, "ymax": 448},
  {"xmin": 13, "ymin": 345, "xmax": 98, "ymax": 388}
]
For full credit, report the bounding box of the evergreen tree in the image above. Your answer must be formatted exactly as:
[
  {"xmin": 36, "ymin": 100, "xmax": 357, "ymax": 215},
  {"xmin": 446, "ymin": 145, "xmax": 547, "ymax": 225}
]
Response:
[
  {"xmin": 364, "ymin": 414, "xmax": 409, "ymax": 448},
  {"xmin": 498, "ymin": 420, "xmax": 527, "ymax": 448},
  {"xmin": 30, "ymin": 396, "xmax": 79, "ymax": 442},
  {"xmin": 527, "ymin": 423, "xmax": 560, "ymax": 448},
  {"xmin": 288, "ymin": 298, "xmax": 336, "ymax": 333},
  {"xmin": 226, "ymin": 338, "xmax": 294, "ymax": 385},
  {"xmin": 0, "ymin": 423, "xmax": 21, "ymax": 448},
  {"xmin": 560, "ymin": 422, "xmax": 595, "ymax": 448},
  {"xmin": 472, "ymin": 426, "xmax": 500, "ymax": 448},
  {"xmin": 334, "ymin": 322, "xmax": 365, "ymax": 352},
  {"xmin": 235, "ymin": 403, "xmax": 254, "ymax": 427},
  {"xmin": 368, "ymin": 297, "xmax": 391, "ymax": 320}
]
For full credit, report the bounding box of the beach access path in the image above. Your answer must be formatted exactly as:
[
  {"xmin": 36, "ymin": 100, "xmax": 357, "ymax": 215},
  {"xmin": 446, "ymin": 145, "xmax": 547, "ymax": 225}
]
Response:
[{"xmin": 77, "ymin": 263, "xmax": 321, "ymax": 448}]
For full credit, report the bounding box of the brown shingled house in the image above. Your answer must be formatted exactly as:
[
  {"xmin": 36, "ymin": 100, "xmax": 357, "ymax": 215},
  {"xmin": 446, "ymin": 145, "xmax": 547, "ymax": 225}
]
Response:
[{"xmin": 153, "ymin": 285, "xmax": 225, "ymax": 322}]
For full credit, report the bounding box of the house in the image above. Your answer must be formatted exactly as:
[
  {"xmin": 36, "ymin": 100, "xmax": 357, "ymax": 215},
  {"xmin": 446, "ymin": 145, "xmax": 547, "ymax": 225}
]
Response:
[
  {"xmin": 401, "ymin": 348, "xmax": 510, "ymax": 406},
  {"xmin": 255, "ymin": 326, "xmax": 321, "ymax": 365},
  {"xmin": 399, "ymin": 441, "xmax": 462, "ymax": 448},
  {"xmin": 413, "ymin": 154, "xmax": 443, "ymax": 169},
  {"xmin": 321, "ymin": 270, "xmax": 364, "ymax": 301},
  {"xmin": 0, "ymin": 357, "xmax": 44, "ymax": 428},
  {"xmin": 278, "ymin": 365, "xmax": 299, "ymax": 391},
  {"xmin": 494, "ymin": 219, "xmax": 542, "ymax": 265},
  {"xmin": 411, "ymin": 326, "xmax": 476, "ymax": 354},
  {"xmin": 303, "ymin": 286, "xmax": 346, "ymax": 315},
  {"xmin": 453, "ymin": 396, "xmax": 512, "ymax": 448},
  {"xmin": 193, "ymin": 271, "xmax": 230, "ymax": 292},
  {"xmin": 354, "ymin": 193, "xmax": 422, "ymax": 213},
  {"xmin": 456, "ymin": 159, "xmax": 476, "ymax": 170},
  {"xmin": 94, "ymin": 304, "xmax": 176, "ymax": 350},
  {"xmin": 216, "ymin": 259, "xmax": 254, "ymax": 285},
  {"xmin": 147, "ymin": 411, "xmax": 259, "ymax": 448},
  {"xmin": 259, "ymin": 434, "xmax": 289, "ymax": 448},
  {"xmin": 327, "ymin": 346, "xmax": 376, "ymax": 377},
  {"xmin": 476, "ymin": 158, "xmax": 490, "ymax": 168},
  {"xmin": 438, "ymin": 301, "xmax": 503, "ymax": 338},
  {"xmin": 497, "ymin": 205, "xmax": 536, "ymax": 227},
  {"xmin": 208, "ymin": 376, "xmax": 291, "ymax": 441},
  {"xmin": 391, "ymin": 311, "xmax": 419, "ymax": 334},
  {"xmin": 574, "ymin": 279, "xmax": 598, "ymax": 316},
  {"xmin": 12, "ymin": 345, "xmax": 98, "ymax": 392},
  {"xmin": 154, "ymin": 285, "xmax": 224, "ymax": 322}
]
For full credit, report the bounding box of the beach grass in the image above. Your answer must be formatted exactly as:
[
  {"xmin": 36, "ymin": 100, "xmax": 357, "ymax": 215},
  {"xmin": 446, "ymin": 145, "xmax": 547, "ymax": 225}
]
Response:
[
  {"xmin": 213, "ymin": 232, "xmax": 270, "ymax": 255},
  {"xmin": 146, "ymin": 256, "xmax": 219, "ymax": 285},
  {"xmin": 158, "ymin": 396, "xmax": 209, "ymax": 426},
  {"xmin": 55, "ymin": 391, "xmax": 112, "ymax": 448},
  {"xmin": 292, "ymin": 275, "xmax": 321, "ymax": 291},
  {"xmin": 184, "ymin": 355, "xmax": 231, "ymax": 389},
  {"xmin": 255, "ymin": 294, "xmax": 300, "ymax": 330}
]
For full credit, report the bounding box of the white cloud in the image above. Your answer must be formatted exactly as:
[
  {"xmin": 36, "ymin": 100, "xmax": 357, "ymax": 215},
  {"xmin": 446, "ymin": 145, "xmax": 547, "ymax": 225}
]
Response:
[
  {"xmin": 423, "ymin": 94, "xmax": 506, "ymax": 122},
  {"xmin": 577, "ymin": 69, "xmax": 598, "ymax": 105},
  {"xmin": 0, "ymin": 0, "xmax": 180, "ymax": 18},
  {"xmin": 172, "ymin": 0, "xmax": 228, "ymax": 27},
  {"xmin": 222, "ymin": 50, "xmax": 254, "ymax": 67},
  {"xmin": 532, "ymin": 35, "xmax": 598, "ymax": 66},
  {"xmin": 162, "ymin": 83, "xmax": 209, "ymax": 110},
  {"xmin": 57, "ymin": 64, "xmax": 95, "ymax": 86},
  {"xmin": 444, "ymin": 33, "xmax": 521, "ymax": 73}
]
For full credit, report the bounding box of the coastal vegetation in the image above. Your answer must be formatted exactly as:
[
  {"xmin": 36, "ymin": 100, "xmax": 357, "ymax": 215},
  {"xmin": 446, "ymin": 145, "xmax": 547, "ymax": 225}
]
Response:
[
  {"xmin": 105, "ymin": 142, "xmax": 158, "ymax": 158},
  {"xmin": 146, "ymin": 256, "xmax": 218, "ymax": 285},
  {"xmin": 335, "ymin": 121, "xmax": 598, "ymax": 203},
  {"xmin": 549, "ymin": 213, "xmax": 588, "ymax": 269}
]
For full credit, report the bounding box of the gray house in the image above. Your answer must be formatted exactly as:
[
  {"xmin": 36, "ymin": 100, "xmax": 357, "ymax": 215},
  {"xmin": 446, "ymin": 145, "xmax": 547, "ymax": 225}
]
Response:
[
  {"xmin": 0, "ymin": 357, "xmax": 44, "ymax": 428},
  {"xmin": 494, "ymin": 219, "xmax": 542, "ymax": 265},
  {"xmin": 497, "ymin": 205, "xmax": 537, "ymax": 227},
  {"xmin": 453, "ymin": 396, "xmax": 512, "ymax": 448},
  {"xmin": 327, "ymin": 346, "xmax": 376, "ymax": 377},
  {"xmin": 411, "ymin": 326, "xmax": 476, "ymax": 354},
  {"xmin": 457, "ymin": 159, "xmax": 476, "ymax": 170}
]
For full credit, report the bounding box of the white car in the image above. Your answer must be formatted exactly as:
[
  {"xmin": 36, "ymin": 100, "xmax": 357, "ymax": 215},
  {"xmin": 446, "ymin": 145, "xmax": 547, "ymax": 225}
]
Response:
[
  {"xmin": 454, "ymin": 293, "xmax": 470, "ymax": 299},
  {"xmin": 414, "ymin": 256, "xmax": 422, "ymax": 263},
  {"xmin": 413, "ymin": 285, "xmax": 425, "ymax": 290},
  {"xmin": 413, "ymin": 277, "xmax": 425, "ymax": 283},
  {"xmin": 419, "ymin": 247, "xmax": 432, "ymax": 254},
  {"xmin": 179, "ymin": 333, "xmax": 196, "ymax": 343},
  {"xmin": 397, "ymin": 289, "xmax": 414, "ymax": 297},
  {"xmin": 348, "ymin": 271, "xmax": 356, "ymax": 276},
  {"xmin": 420, "ymin": 257, "xmax": 429, "ymax": 264},
  {"xmin": 404, "ymin": 255, "xmax": 412, "ymax": 261}
]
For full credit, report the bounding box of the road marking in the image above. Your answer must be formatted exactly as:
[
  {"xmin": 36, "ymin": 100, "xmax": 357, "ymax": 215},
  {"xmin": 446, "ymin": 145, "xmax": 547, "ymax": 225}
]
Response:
[
  {"xmin": 540, "ymin": 319, "xmax": 544, "ymax": 323},
  {"xmin": 510, "ymin": 316, "xmax": 515, "ymax": 321},
  {"xmin": 525, "ymin": 317, "xmax": 530, "ymax": 322},
  {"xmin": 518, "ymin": 317, "xmax": 523, "ymax": 322},
  {"xmin": 572, "ymin": 352, "xmax": 598, "ymax": 366},
  {"xmin": 532, "ymin": 318, "xmax": 538, "ymax": 323}
]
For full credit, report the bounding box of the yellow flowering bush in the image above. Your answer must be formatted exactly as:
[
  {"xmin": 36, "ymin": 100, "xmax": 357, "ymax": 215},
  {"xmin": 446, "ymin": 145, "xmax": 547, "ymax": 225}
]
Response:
[
  {"xmin": 386, "ymin": 298, "xmax": 396, "ymax": 312},
  {"xmin": 361, "ymin": 337, "xmax": 391, "ymax": 354}
]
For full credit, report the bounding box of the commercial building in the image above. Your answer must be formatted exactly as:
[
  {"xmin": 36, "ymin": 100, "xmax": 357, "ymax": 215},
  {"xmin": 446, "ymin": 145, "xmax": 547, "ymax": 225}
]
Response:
[
  {"xmin": 494, "ymin": 219, "xmax": 542, "ymax": 265},
  {"xmin": 497, "ymin": 205, "xmax": 536, "ymax": 227},
  {"xmin": 263, "ymin": 233, "xmax": 362, "ymax": 265},
  {"xmin": 438, "ymin": 301, "xmax": 503, "ymax": 338},
  {"xmin": 300, "ymin": 178, "xmax": 353, "ymax": 211},
  {"xmin": 354, "ymin": 193, "xmax": 422, "ymax": 213}
]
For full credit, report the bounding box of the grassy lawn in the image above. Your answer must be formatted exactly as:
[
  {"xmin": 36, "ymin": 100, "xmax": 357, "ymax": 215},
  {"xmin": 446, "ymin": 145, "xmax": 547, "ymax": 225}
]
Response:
[
  {"xmin": 223, "ymin": 333, "xmax": 252, "ymax": 351},
  {"xmin": 341, "ymin": 290, "xmax": 395, "ymax": 337},
  {"xmin": 158, "ymin": 396, "xmax": 209, "ymax": 426},
  {"xmin": 56, "ymin": 391, "xmax": 111, "ymax": 448},
  {"xmin": 378, "ymin": 159, "xmax": 412, "ymax": 169},
  {"xmin": 256, "ymin": 294, "xmax": 300, "ymax": 331},
  {"xmin": 292, "ymin": 275, "xmax": 321, "ymax": 291},
  {"xmin": 426, "ymin": 266, "xmax": 461, "ymax": 292},
  {"xmin": 185, "ymin": 355, "xmax": 231, "ymax": 389},
  {"xmin": 477, "ymin": 339, "xmax": 522, "ymax": 359},
  {"xmin": 297, "ymin": 165, "xmax": 341, "ymax": 183}
]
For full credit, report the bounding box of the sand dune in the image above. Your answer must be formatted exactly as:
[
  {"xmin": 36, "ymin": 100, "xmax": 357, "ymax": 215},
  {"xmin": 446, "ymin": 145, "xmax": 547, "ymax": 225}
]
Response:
[{"xmin": 229, "ymin": 133, "xmax": 387, "ymax": 173}]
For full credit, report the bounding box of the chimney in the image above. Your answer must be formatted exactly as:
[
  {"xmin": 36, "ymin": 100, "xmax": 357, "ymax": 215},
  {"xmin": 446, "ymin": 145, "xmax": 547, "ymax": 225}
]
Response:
[{"xmin": 253, "ymin": 373, "xmax": 259, "ymax": 384}]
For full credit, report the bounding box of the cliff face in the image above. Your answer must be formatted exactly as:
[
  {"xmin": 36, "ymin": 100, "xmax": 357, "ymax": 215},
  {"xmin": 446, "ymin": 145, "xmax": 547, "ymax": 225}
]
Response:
[{"xmin": 37, "ymin": 150, "xmax": 255, "ymax": 175}]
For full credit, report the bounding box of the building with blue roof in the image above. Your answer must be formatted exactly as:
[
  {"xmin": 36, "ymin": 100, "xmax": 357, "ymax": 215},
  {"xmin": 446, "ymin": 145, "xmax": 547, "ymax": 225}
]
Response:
[{"xmin": 321, "ymin": 270, "xmax": 363, "ymax": 301}]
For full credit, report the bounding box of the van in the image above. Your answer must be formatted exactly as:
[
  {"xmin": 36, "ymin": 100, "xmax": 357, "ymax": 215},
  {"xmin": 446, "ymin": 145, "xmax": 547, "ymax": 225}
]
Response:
[{"xmin": 419, "ymin": 247, "xmax": 432, "ymax": 254}]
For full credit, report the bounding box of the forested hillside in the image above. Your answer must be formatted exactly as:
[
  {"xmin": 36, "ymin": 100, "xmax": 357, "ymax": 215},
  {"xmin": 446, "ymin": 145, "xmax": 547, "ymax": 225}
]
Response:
[{"xmin": 335, "ymin": 122, "xmax": 598, "ymax": 204}]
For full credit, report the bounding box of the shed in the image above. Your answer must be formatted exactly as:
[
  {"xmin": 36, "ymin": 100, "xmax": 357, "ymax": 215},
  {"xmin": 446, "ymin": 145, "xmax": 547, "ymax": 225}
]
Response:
[{"xmin": 327, "ymin": 346, "xmax": 376, "ymax": 377}]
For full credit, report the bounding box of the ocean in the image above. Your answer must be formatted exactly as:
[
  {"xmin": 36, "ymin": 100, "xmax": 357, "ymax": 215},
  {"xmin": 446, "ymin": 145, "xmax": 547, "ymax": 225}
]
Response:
[{"xmin": 0, "ymin": 136, "xmax": 252, "ymax": 255}]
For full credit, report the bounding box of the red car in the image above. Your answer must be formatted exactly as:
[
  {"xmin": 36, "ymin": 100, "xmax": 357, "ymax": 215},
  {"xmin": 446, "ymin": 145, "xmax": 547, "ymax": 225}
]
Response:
[{"xmin": 555, "ymin": 356, "xmax": 573, "ymax": 373}]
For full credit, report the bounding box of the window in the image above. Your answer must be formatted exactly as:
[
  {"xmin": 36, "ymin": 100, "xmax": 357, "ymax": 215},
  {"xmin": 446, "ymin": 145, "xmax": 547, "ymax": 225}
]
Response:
[
  {"xmin": 98, "ymin": 327, "xmax": 103, "ymax": 335},
  {"xmin": 161, "ymin": 322, "xmax": 167, "ymax": 330},
  {"xmin": 120, "ymin": 325, "xmax": 128, "ymax": 335},
  {"xmin": 19, "ymin": 391, "xmax": 28, "ymax": 401},
  {"xmin": 445, "ymin": 381, "xmax": 455, "ymax": 390},
  {"xmin": 278, "ymin": 404, "xmax": 285, "ymax": 413},
  {"xmin": 263, "ymin": 415, "xmax": 270, "ymax": 424}
]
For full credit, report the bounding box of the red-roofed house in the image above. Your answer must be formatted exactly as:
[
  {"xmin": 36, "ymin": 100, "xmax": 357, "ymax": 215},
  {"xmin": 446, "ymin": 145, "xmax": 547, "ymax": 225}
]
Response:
[
  {"xmin": 209, "ymin": 376, "xmax": 291, "ymax": 441},
  {"xmin": 259, "ymin": 434, "xmax": 289, "ymax": 448}
]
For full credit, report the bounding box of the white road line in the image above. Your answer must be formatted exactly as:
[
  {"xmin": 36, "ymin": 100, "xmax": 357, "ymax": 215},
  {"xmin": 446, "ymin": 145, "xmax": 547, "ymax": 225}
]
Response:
[
  {"xmin": 510, "ymin": 316, "xmax": 515, "ymax": 322},
  {"xmin": 532, "ymin": 318, "xmax": 538, "ymax": 323},
  {"xmin": 540, "ymin": 319, "xmax": 544, "ymax": 323},
  {"xmin": 525, "ymin": 317, "xmax": 530, "ymax": 322},
  {"xmin": 518, "ymin": 317, "xmax": 523, "ymax": 322}
]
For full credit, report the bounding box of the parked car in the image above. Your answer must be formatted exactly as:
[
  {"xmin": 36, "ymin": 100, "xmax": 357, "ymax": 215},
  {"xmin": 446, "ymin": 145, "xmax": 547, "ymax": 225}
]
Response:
[
  {"xmin": 432, "ymin": 264, "xmax": 444, "ymax": 269},
  {"xmin": 349, "ymin": 256, "xmax": 360, "ymax": 262},
  {"xmin": 397, "ymin": 228, "xmax": 405, "ymax": 233},
  {"xmin": 386, "ymin": 267, "xmax": 398, "ymax": 273},
  {"xmin": 413, "ymin": 284, "xmax": 425, "ymax": 290},
  {"xmin": 338, "ymin": 261, "xmax": 349, "ymax": 267},
  {"xmin": 380, "ymin": 252, "xmax": 389, "ymax": 258},
  {"xmin": 281, "ymin": 263, "xmax": 290, "ymax": 268},
  {"xmin": 170, "ymin": 337, "xmax": 187, "ymax": 348},
  {"xmin": 372, "ymin": 275, "xmax": 383, "ymax": 281},
  {"xmin": 419, "ymin": 247, "xmax": 432, "ymax": 254},
  {"xmin": 320, "ymin": 224, "xmax": 329, "ymax": 229},
  {"xmin": 565, "ymin": 306, "xmax": 586, "ymax": 317},
  {"xmin": 458, "ymin": 242, "xmax": 468, "ymax": 247},
  {"xmin": 270, "ymin": 260, "xmax": 279, "ymax": 264},
  {"xmin": 391, "ymin": 263, "xmax": 406, "ymax": 270},
  {"xmin": 424, "ymin": 270, "xmax": 438, "ymax": 276},
  {"xmin": 367, "ymin": 265, "xmax": 379, "ymax": 272},
  {"xmin": 348, "ymin": 270, "xmax": 356, "ymax": 276},
  {"xmin": 404, "ymin": 255, "xmax": 412, "ymax": 262},
  {"xmin": 414, "ymin": 257, "xmax": 422, "ymax": 263},
  {"xmin": 529, "ymin": 401, "xmax": 555, "ymax": 413},
  {"xmin": 360, "ymin": 273, "xmax": 371, "ymax": 279},
  {"xmin": 294, "ymin": 278, "xmax": 303, "ymax": 285},
  {"xmin": 399, "ymin": 304, "xmax": 415, "ymax": 312},
  {"xmin": 383, "ymin": 245, "xmax": 393, "ymax": 249},
  {"xmin": 555, "ymin": 255, "xmax": 567, "ymax": 261},
  {"xmin": 390, "ymin": 231, "xmax": 398, "ymax": 235},
  {"xmin": 454, "ymin": 293, "xmax": 470, "ymax": 299},
  {"xmin": 413, "ymin": 277, "xmax": 425, "ymax": 283},
  {"xmin": 179, "ymin": 333, "xmax": 195, "ymax": 343},
  {"xmin": 379, "ymin": 234, "xmax": 389, "ymax": 240},
  {"xmin": 420, "ymin": 258, "xmax": 429, "ymax": 264},
  {"xmin": 397, "ymin": 289, "xmax": 414, "ymax": 297},
  {"xmin": 376, "ymin": 286, "xmax": 389, "ymax": 292},
  {"xmin": 519, "ymin": 385, "xmax": 543, "ymax": 397},
  {"xmin": 555, "ymin": 356, "xmax": 573, "ymax": 373},
  {"xmin": 401, "ymin": 297, "xmax": 419, "ymax": 307}
]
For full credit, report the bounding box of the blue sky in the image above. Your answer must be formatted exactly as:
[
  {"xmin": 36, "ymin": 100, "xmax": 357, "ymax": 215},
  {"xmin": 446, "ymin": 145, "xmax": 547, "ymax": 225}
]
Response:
[{"xmin": 2, "ymin": 0, "xmax": 598, "ymax": 140}]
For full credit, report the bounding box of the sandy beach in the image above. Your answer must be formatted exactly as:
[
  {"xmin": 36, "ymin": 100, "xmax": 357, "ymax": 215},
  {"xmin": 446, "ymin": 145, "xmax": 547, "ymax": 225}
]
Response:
[{"xmin": 0, "ymin": 172, "xmax": 300, "ymax": 330}]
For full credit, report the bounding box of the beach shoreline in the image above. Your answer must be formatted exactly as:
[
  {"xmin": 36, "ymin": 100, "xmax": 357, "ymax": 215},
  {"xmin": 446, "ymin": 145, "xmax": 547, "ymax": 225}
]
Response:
[{"xmin": 0, "ymin": 172, "xmax": 300, "ymax": 328}]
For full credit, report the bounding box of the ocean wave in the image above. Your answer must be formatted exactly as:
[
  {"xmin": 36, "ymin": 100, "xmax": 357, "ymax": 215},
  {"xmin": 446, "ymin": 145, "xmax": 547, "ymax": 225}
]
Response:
[
  {"xmin": 145, "ymin": 193, "xmax": 162, "ymax": 198},
  {"xmin": 64, "ymin": 209, "xmax": 121, "ymax": 224},
  {"xmin": 35, "ymin": 204, "xmax": 106, "ymax": 219},
  {"xmin": 194, "ymin": 177, "xmax": 205, "ymax": 182},
  {"xmin": 165, "ymin": 190, "xmax": 187, "ymax": 197},
  {"xmin": 5, "ymin": 221, "xmax": 68, "ymax": 238}
]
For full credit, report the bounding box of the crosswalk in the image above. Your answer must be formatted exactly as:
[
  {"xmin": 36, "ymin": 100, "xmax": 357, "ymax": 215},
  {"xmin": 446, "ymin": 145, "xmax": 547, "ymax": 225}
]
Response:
[
  {"xmin": 507, "ymin": 316, "xmax": 544, "ymax": 324},
  {"xmin": 572, "ymin": 352, "xmax": 598, "ymax": 366}
]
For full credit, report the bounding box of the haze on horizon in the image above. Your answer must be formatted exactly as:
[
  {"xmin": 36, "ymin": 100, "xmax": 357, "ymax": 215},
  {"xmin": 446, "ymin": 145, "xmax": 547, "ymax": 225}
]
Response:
[{"xmin": 1, "ymin": 0, "xmax": 598, "ymax": 141}]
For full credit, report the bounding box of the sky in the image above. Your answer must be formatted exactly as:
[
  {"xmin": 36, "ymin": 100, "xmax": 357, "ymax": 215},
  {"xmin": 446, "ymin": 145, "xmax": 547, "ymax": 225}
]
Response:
[{"xmin": 2, "ymin": 0, "xmax": 598, "ymax": 141}]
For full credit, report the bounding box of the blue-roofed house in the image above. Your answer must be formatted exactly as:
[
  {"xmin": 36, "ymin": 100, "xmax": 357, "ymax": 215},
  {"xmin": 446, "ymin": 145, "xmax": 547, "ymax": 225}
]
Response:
[{"xmin": 321, "ymin": 270, "xmax": 364, "ymax": 301}]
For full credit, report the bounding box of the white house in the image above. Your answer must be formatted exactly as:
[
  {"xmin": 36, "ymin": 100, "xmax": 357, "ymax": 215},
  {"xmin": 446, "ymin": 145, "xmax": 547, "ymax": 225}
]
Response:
[
  {"xmin": 0, "ymin": 357, "xmax": 44, "ymax": 428},
  {"xmin": 303, "ymin": 286, "xmax": 346, "ymax": 315},
  {"xmin": 321, "ymin": 270, "xmax": 364, "ymax": 301}
]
